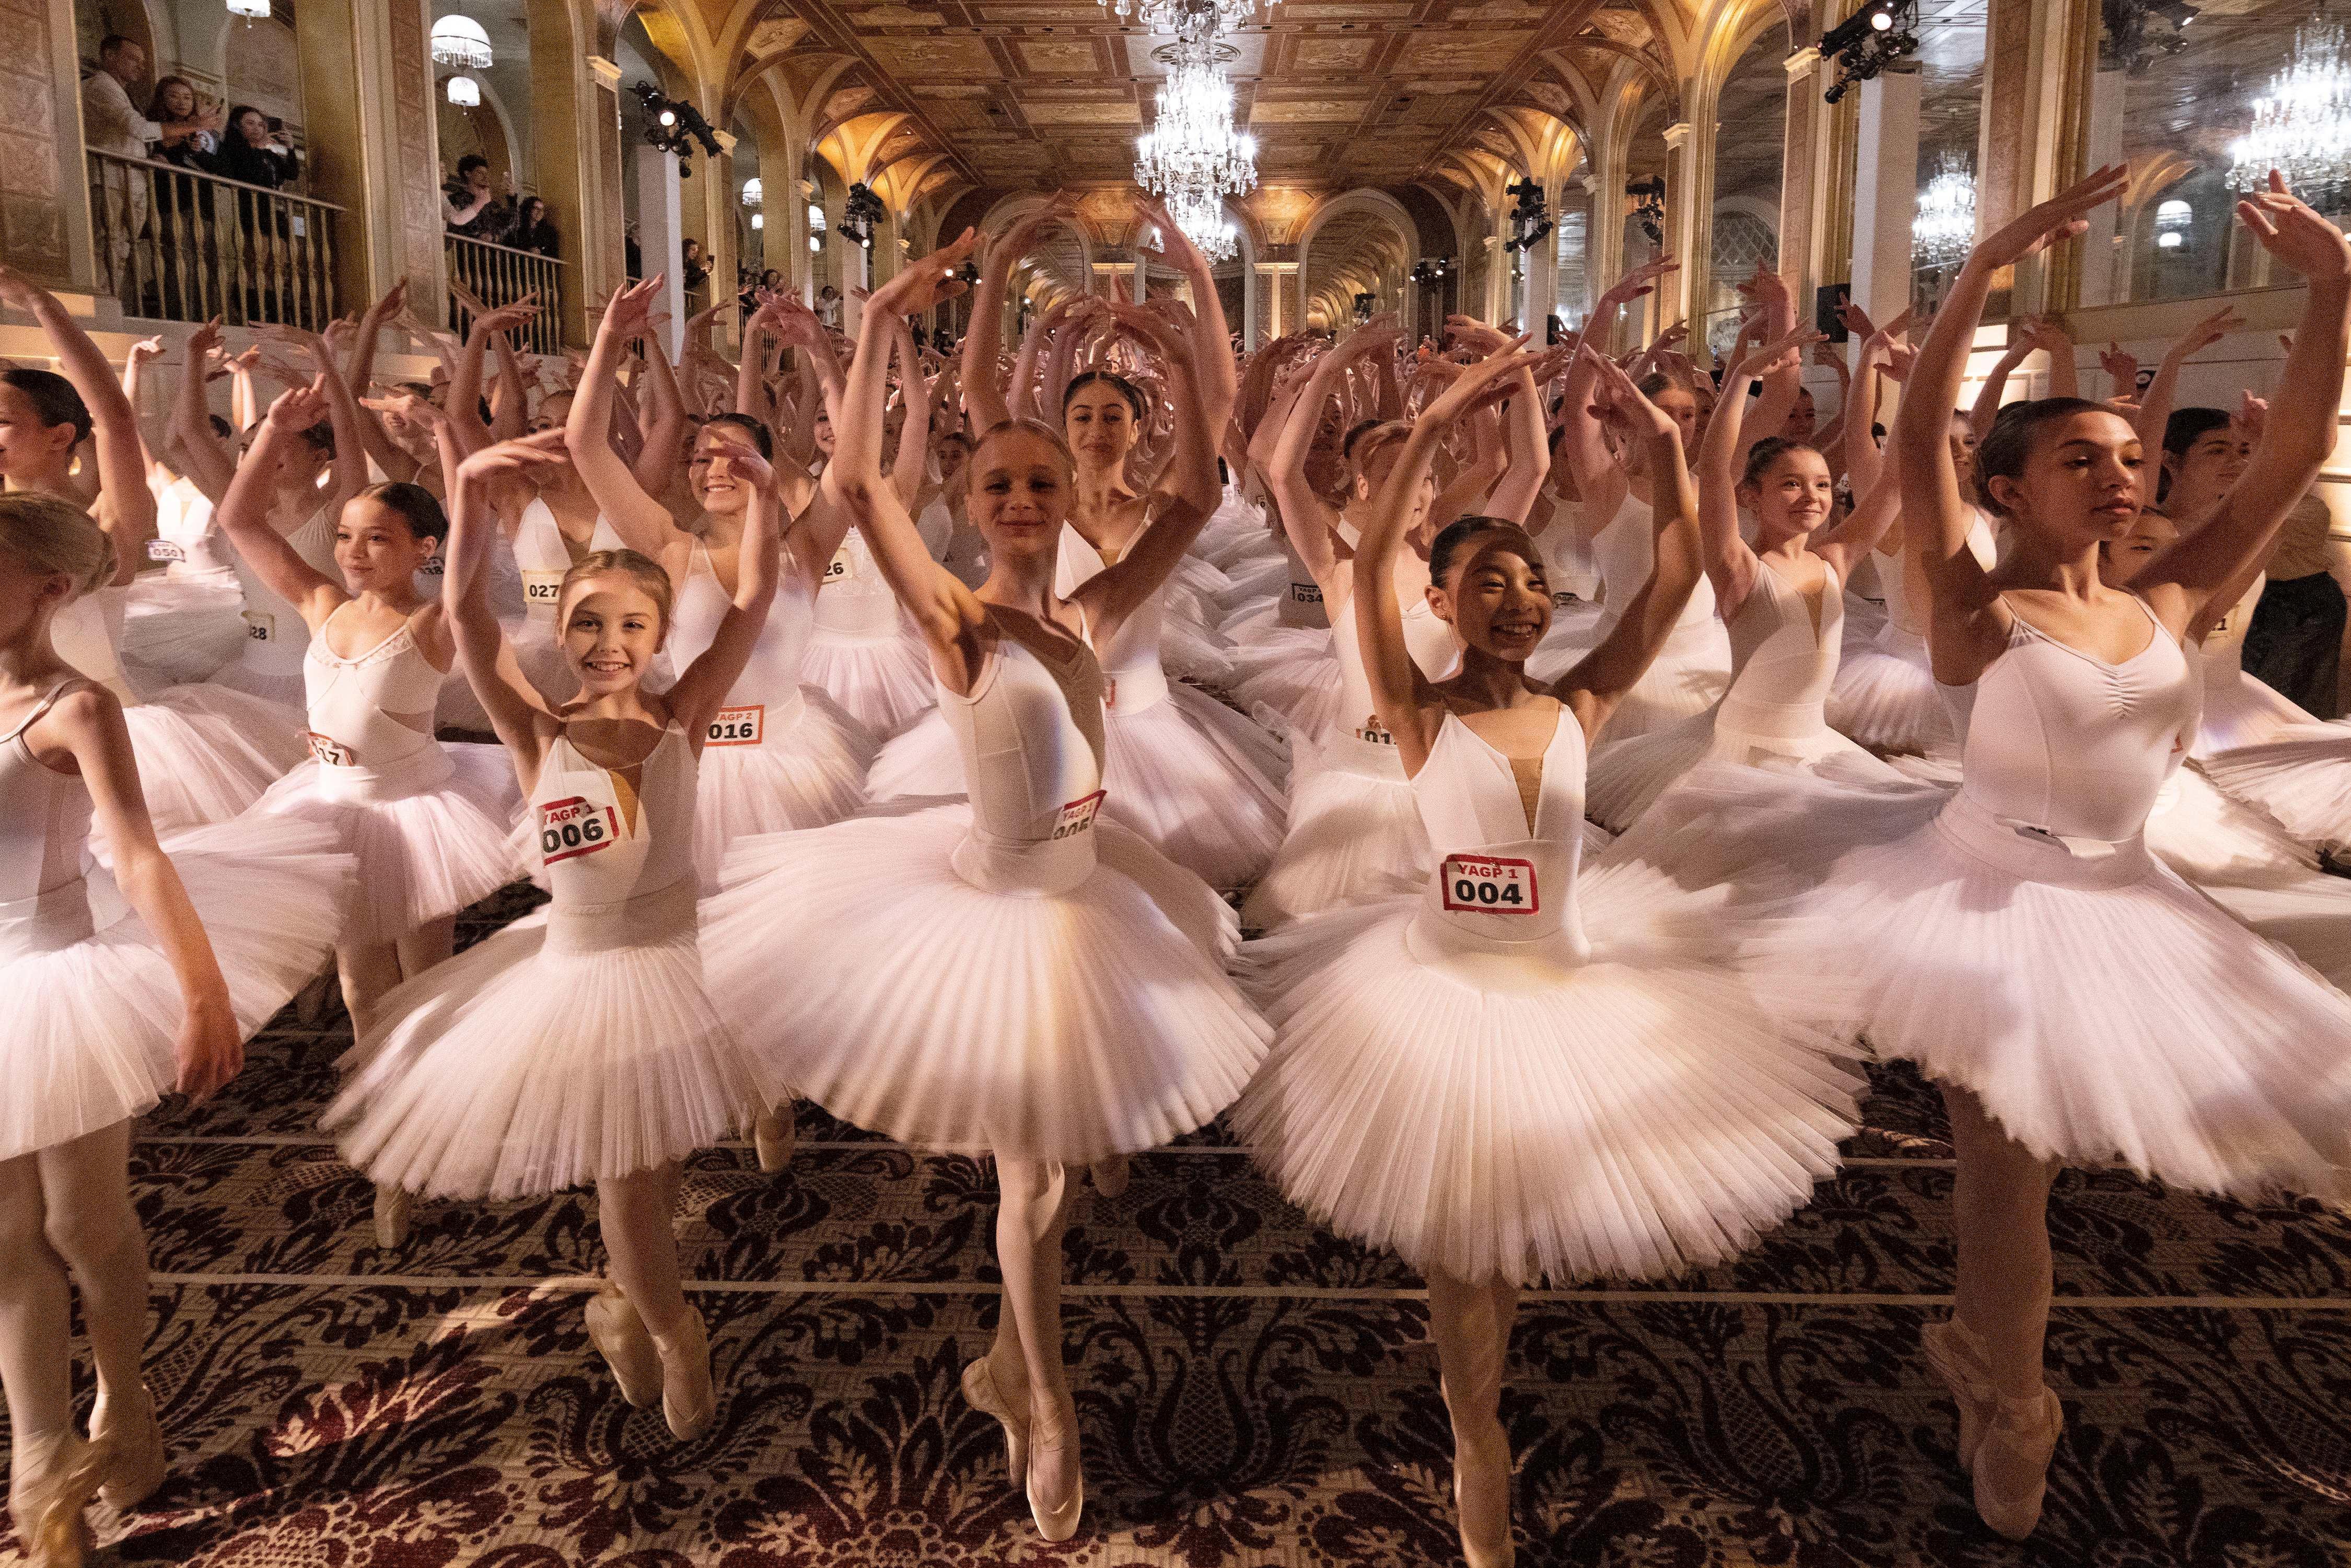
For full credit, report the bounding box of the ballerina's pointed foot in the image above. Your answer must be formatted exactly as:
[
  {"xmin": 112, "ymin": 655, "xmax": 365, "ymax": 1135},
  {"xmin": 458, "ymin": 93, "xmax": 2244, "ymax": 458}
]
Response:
[
  {"xmin": 1024, "ymin": 1391, "xmax": 1084, "ymax": 1542},
  {"xmin": 372, "ymin": 1184, "xmax": 413, "ymax": 1250},
  {"xmin": 584, "ymin": 1287, "xmax": 664, "ymax": 1408},
  {"xmin": 1973, "ymin": 1388, "xmax": 2062, "ymax": 1540},
  {"xmin": 89, "ymin": 1383, "xmax": 167, "ymax": 1511},
  {"xmin": 1921, "ymin": 1317, "xmax": 1996, "ymax": 1469},
  {"xmin": 960, "ymin": 1355, "xmax": 1029, "ymax": 1483},
  {"xmin": 9, "ymin": 1430, "xmax": 113, "ymax": 1568},
  {"xmin": 1087, "ymin": 1156, "xmax": 1129, "ymax": 1200},
  {"xmin": 1447, "ymin": 1414, "xmax": 1514, "ymax": 1566},
  {"xmin": 650, "ymin": 1306, "xmax": 717, "ymax": 1441},
  {"xmin": 753, "ymin": 1105, "xmax": 796, "ymax": 1174}
]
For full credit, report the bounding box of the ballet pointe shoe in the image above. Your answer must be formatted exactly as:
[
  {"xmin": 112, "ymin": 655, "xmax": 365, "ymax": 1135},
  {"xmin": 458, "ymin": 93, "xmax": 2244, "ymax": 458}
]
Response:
[
  {"xmin": 1087, "ymin": 1156, "xmax": 1129, "ymax": 1200},
  {"xmin": 1440, "ymin": 1377, "xmax": 1514, "ymax": 1568},
  {"xmin": 1023, "ymin": 1391, "xmax": 1084, "ymax": 1542},
  {"xmin": 372, "ymin": 1184, "xmax": 413, "ymax": 1250},
  {"xmin": 88, "ymin": 1383, "xmax": 167, "ymax": 1511},
  {"xmin": 584, "ymin": 1288, "xmax": 662, "ymax": 1408},
  {"xmin": 9, "ymin": 1430, "xmax": 112, "ymax": 1567},
  {"xmin": 1920, "ymin": 1317, "xmax": 1996, "ymax": 1469},
  {"xmin": 960, "ymin": 1355, "xmax": 1029, "ymax": 1483},
  {"xmin": 648, "ymin": 1307, "xmax": 716, "ymax": 1442},
  {"xmin": 1972, "ymin": 1388, "xmax": 2063, "ymax": 1541},
  {"xmin": 752, "ymin": 1106, "xmax": 796, "ymax": 1174}
]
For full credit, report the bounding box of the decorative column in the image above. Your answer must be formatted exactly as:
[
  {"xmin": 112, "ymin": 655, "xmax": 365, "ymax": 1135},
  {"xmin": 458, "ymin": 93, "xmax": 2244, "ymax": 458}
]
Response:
[
  {"xmin": 1976, "ymin": 0, "xmax": 2098, "ymax": 314},
  {"xmin": 1850, "ymin": 65, "xmax": 1922, "ymax": 389},
  {"xmin": 1254, "ymin": 260, "xmax": 1296, "ymax": 338},
  {"xmin": 1779, "ymin": 44, "xmax": 1829, "ymax": 315},
  {"xmin": 1662, "ymin": 120, "xmax": 1697, "ymax": 330},
  {"xmin": 1518, "ymin": 181, "xmax": 1562, "ymax": 338},
  {"xmin": 1, "ymin": 0, "xmax": 93, "ymax": 289},
  {"xmin": 2074, "ymin": 60, "xmax": 2127, "ymax": 307},
  {"xmin": 634, "ymin": 143, "xmax": 685, "ymax": 362}
]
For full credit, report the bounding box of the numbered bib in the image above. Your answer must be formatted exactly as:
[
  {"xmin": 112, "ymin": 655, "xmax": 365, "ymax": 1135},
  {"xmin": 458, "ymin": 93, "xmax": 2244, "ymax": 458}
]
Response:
[
  {"xmin": 1551, "ymin": 590, "xmax": 1579, "ymax": 608},
  {"xmin": 1288, "ymin": 581, "xmax": 1323, "ymax": 606},
  {"xmin": 1052, "ymin": 789, "xmax": 1105, "ymax": 841},
  {"xmin": 539, "ymin": 795, "xmax": 620, "ymax": 864},
  {"xmin": 521, "ymin": 569, "xmax": 566, "ymax": 608},
  {"xmin": 413, "ymin": 557, "xmax": 445, "ymax": 578},
  {"xmin": 706, "ymin": 703, "xmax": 765, "ymax": 747},
  {"xmin": 241, "ymin": 610, "xmax": 276, "ymax": 643},
  {"xmin": 825, "ymin": 544, "xmax": 856, "ymax": 584},
  {"xmin": 146, "ymin": 538, "xmax": 187, "ymax": 563},
  {"xmin": 1442, "ymin": 854, "xmax": 1540, "ymax": 914},
  {"xmin": 305, "ymin": 730, "xmax": 355, "ymax": 768},
  {"xmin": 1353, "ymin": 712, "xmax": 1395, "ymax": 747}
]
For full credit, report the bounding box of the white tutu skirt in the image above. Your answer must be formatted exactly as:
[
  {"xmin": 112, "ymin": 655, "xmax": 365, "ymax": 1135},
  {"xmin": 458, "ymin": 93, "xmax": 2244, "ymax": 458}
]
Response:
[
  {"xmin": 1610, "ymin": 765, "xmax": 2351, "ymax": 1200},
  {"xmin": 1194, "ymin": 495, "xmax": 1281, "ymax": 576},
  {"xmin": 692, "ymin": 686, "xmax": 876, "ymax": 870},
  {"xmin": 121, "ymin": 686, "xmax": 309, "ymax": 839},
  {"xmin": 329, "ymin": 881, "xmax": 765, "ymax": 1200},
  {"xmin": 1155, "ymin": 593, "xmax": 1236, "ymax": 688},
  {"xmin": 701, "ymin": 805, "xmax": 1272, "ymax": 1163},
  {"xmin": 2199, "ymin": 726, "xmax": 2351, "ymax": 850},
  {"xmin": 1528, "ymin": 611, "xmax": 1730, "ymax": 741},
  {"xmin": 1586, "ymin": 708, "xmax": 1904, "ymax": 832},
  {"xmin": 2195, "ymin": 669, "xmax": 2311, "ymax": 758},
  {"xmin": 121, "ymin": 575, "xmax": 246, "ymax": 690},
  {"xmin": 1827, "ymin": 635, "xmax": 1956, "ymax": 755},
  {"xmin": 1232, "ymin": 871, "xmax": 1861, "ymax": 1286},
  {"xmin": 0, "ymin": 820, "xmax": 353, "ymax": 1163},
  {"xmin": 870, "ymin": 684, "xmax": 1290, "ymax": 891},
  {"xmin": 252, "ymin": 745, "xmax": 523, "ymax": 945},
  {"xmin": 1229, "ymin": 628, "xmax": 1341, "ymax": 747},
  {"xmin": 207, "ymin": 657, "xmax": 307, "ymax": 712},
  {"xmin": 1242, "ymin": 739, "xmax": 1432, "ymax": 930},
  {"xmin": 801, "ymin": 623, "xmax": 940, "ymax": 735}
]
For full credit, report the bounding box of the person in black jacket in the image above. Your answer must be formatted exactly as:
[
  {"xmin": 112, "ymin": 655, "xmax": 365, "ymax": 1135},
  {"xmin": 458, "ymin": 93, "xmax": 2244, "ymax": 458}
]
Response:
[{"xmin": 217, "ymin": 106, "xmax": 302, "ymax": 322}]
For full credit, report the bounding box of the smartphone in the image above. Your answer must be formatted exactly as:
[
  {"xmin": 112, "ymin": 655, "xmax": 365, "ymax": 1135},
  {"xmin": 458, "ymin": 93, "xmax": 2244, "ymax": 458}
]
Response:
[{"xmin": 265, "ymin": 116, "xmax": 283, "ymax": 133}]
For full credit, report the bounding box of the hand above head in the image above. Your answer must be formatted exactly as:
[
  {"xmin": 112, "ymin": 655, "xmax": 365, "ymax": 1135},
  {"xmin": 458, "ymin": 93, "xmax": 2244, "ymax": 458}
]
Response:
[
  {"xmin": 1582, "ymin": 346, "xmax": 1679, "ymax": 444},
  {"xmin": 1835, "ymin": 299, "xmax": 1877, "ymax": 342},
  {"xmin": 457, "ymin": 429, "xmax": 571, "ymax": 483},
  {"xmin": 2236, "ymin": 171, "xmax": 2351, "ymax": 282},
  {"xmin": 869, "ymin": 229, "xmax": 981, "ymax": 316},
  {"xmin": 265, "ymin": 379, "xmax": 331, "ymax": 432},
  {"xmin": 1730, "ymin": 324, "xmax": 1823, "ymax": 382},
  {"xmin": 2233, "ymin": 389, "xmax": 2269, "ymax": 445},
  {"xmin": 1598, "ymin": 257, "xmax": 1678, "ymax": 313},
  {"xmin": 2171, "ymin": 305, "xmax": 2246, "ymax": 359},
  {"xmin": 2097, "ymin": 340, "xmax": 2139, "ymax": 388},
  {"xmin": 593, "ymin": 277, "xmax": 665, "ymax": 343},
  {"xmin": 1974, "ymin": 164, "xmax": 2129, "ymax": 271},
  {"xmin": 126, "ymin": 335, "xmax": 166, "ymax": 367}
]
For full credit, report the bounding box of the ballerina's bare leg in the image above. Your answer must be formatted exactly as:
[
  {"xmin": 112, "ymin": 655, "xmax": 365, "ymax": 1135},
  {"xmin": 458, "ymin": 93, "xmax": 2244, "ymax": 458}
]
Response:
[
  {"xmin": 1427, "ymin": 1268, "xmax": 1519, "ymax": 1566},
  {"xmin": 991, "ymin": 1157, "xmax": 1082, "ymax": 1534}
]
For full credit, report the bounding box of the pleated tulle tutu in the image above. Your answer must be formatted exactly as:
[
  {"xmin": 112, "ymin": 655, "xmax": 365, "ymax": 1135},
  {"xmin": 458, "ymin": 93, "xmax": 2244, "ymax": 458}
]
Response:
[
  {"xmin": 701, "ymin": 805, "xmax": 1272, "ymax": 1163},
  {"xmin": 251, "ymin": 744, "xmax": 523, "ymax": 945},
  {"xmin": 329, "ymin": 880, "xmax": 764, "ymax": 1200},
  {"xmin": 2200, "ymin": 724, "xmax": 2351, "ymax": 850},
  {"xmin": 1826, "ymin": 631, "xmax": 1956, "ymax": 754},
  {"xmin": 1229, "ymin": 627, "xmax": 1342, "ymax": 746},
  {"xmin": 870, "ymin": 684, "xmax": 1290, "ymax": 890},
  {"xmin": 1156, "ymin": 589, "xmax": 1236, "ymax": 688},
  {"xmin": 801, "ymin": 620, "xmax": 941, "ymax": 735},
  {"xmin": 2196, "ymin": 668, "xmax": 2310, "ymax": 757},
  {"xmin": 207, "ymin": 657, "xmax": 306, "ymax": 712},
  {"xmin": 1194, "ymin": 490, "xmax": 1281, "ymax": 575},
  {"xmin": 1610, "ymin": 764, "xmax": 2351, "ymax": 1200},
  {"xmin": 121, "ymin": 574, "xmax": 246, "ymax": 689},
  {"xmin": 1241, "ymin": 737, "xmax": 1431, "ymax": 929},
  {"xmin": 1528, "ymin": 610, "xmax": 1731, "ymax": 741},
  {"xmin": 121, "ymin": 685, "xmax": 309, "ymax": 837},
  {"xmin": 1231, "ymin": 864, "xmax": 1861, "ymax": 1286},
  {"xmin": 1585, "ymin": 706, "xmax": 1903, "ymax": 832},
  {"xmin": 690, "ymin": 685, "xmax": 875, "ymax": 868},
  {"xmin": 0, "ymin": 819, "xmax": 353, "ymax": 1162}
]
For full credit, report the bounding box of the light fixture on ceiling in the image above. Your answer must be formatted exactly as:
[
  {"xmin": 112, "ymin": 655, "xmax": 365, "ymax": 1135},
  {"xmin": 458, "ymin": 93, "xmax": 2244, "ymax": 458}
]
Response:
[
  {"xmin": 446, "ymin": 75, "xmax": 481, "ymax": 107},
  {"xmin": 430, "ymin": 14, "xmax": 493, "ymax": 71},
  {"xmin": 1911, "ymin": 150, "xmax": 1975, "ymax": 268},
  {"xmin": 2228, "ymin": 19, "xmax": 2351, "ymax": 212},
  {"xmin": 751, "ymin": 213, "xmax": 764, "ymax": 230},
  {"xmin": 1135, "ymin": 34, "xmax": 1256, "ymax": 262},
  {"xmin": 1098, "ymin": 0, "xmax": 1274, "ymax": 40},
  {"xmin": 226, "ymin": 0, "xmax": 272, "ymax": 18},
  {"xmin": 1821, "ymin": 0, "xmax": 1916, "ymax": 103},
  {"xmin": 1502, "ymin": 178, "xmax": 1552, "ymax": 253},
  {"xmin": 841, "ymin": 182, "xmax": 885, "ymax": 249},
  {"xmin": 741, "ymin": 176, "xmax": 763, "ymax": 207}
]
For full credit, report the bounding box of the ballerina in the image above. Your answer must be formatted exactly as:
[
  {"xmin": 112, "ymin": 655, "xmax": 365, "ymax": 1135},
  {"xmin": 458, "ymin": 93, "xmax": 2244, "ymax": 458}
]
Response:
[
  {"xmin": 1584, "ymin": 324, "xmax": 1906, "ymax": 830},
  {"xmin": 566, "ymin": 281, "xmax": 876, "ymax": 874},
  {"xmin": 328, "ymin": 425, "xmax": 781, "ymax": 1440},
  {"xmin": 698, "ymin": 234, "xmax": 1270, "ymax": 1541},
  {"xmin": 0, "ymin": 494, "xmax": 349, "ymax": 1567},
  {"xmin": 870, "ymin": 203, "xmax": 1288, "ymax": 891},
  {"xmin": 1234, "ymin": 344, "xmax": 1858, "ymax": 1568}
]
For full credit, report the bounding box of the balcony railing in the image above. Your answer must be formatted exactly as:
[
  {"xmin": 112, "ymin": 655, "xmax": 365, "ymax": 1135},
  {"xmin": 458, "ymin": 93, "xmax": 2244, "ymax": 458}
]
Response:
[
  {"xmin": 446, "ymin": 233, "xmax": 566, "ymax": 355},
  {"xmin": 87, "ymin": 149, "xmax": 341, "ymax": 330}
]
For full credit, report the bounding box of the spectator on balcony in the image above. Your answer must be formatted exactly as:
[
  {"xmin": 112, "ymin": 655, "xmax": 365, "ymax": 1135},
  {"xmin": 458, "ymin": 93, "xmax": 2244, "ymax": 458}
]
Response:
[
  {"xmin": 217, "ymin": 107, "xmax": 302, "ymax": 323},
  {"xmin": 146, "ymin": 78, "xmax": 219, "ymax": 169},
  {"xmin": 506, "ymin": 195, "xmax": 559, "ymax": 258},
  {"xmin": 680, "ymin": 238, "xmax": 712, "ymax": 300},
  {"xmin": 145, "ymin": 77, "xmax": 221, "ymax": 319},
  {"xmin": 816, "ymin": 284, "xmax": 842, "ymax": 330},
  {"xmin": 216, "ymin": 107, "xmax": 299, "ymax": 190},
  {"xmin": 443, "ymin": 155, "xmax": 513, "ymax": 240},
  {"xmin": 83, "ymin": 36, "xmax": 219, "ymax": 292}
]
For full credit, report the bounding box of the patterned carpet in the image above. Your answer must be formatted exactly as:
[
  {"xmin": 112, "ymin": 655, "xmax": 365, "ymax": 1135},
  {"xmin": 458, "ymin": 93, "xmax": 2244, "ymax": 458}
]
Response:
[{"xmin": 13, "ymin": 880, "xmax": 2351, "ymax": 1566}]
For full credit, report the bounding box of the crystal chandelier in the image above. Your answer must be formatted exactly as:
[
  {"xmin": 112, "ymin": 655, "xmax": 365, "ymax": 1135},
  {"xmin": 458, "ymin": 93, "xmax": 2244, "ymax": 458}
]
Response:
[
  {"xmin": 2228, "ymin": 20, "xmax": 2351, "ymax": 210},
  {"xmin": 1099, "ymin": 0, "xmax": 1274, "ymax": 34},
  {"xmin": 1135, "ymin": 39, "xmax": 1256, "ymax": 262},
  {"xmin": 1912, "ymin": 151, "xmax": 1976, "ymax": 268},
  {"xmin": 430, "ymin": 14, "xmax": 493, "ymax": 71}
]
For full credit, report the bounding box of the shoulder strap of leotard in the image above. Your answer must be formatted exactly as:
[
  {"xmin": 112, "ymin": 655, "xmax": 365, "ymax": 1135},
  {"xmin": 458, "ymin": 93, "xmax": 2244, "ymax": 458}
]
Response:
[{"xmin": 5, "ymin": 677, "xmax": 94, "ymax": 744}]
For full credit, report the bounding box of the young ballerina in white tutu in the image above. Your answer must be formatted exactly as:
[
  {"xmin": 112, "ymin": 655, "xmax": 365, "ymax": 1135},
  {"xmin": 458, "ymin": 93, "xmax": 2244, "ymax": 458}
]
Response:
[
  {"xmin": 1621, "ymin": 168, "xmax": 2351, "ymax": 1539},
  {"xmin": 1584, "ymin": 325, "xmax": 1905, "ymax": 830},
  {"xmin": 869, "ymin": 202, "xmax": 1289, "ymax": 892},
  {"xmin": 698, "ymin": 234, "xmax": 1271, "ymax": 1540},
  {"xmin": 0, "ymin": 495, "xmax": 350, "ymax": 1567},
  {"xmin": 567, "ymin": 282, "xmax": 876, "ymax": 874},
  {"xmin": 217, "ymin": 387, "xmax": 524, "ymax": 1241},
  {"xmin": 1233, "ymin": 345, "xmax": 1859, "ymax": 1567},
  {"xmin": 329, "ymin": 424, "xmax": 782, "ymax": 1439}
]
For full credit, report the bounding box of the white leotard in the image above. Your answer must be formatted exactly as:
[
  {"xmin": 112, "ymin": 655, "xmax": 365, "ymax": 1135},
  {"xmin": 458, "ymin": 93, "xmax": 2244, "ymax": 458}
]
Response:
[
  {"xmin": 938, "ymin": 609, "xmax": 1107, "ymax": 896},
  {"xmin": 1717, "ymin": 561, "xmax": 1843, "ymax": 751},
  {"xmin": 1593, "ymin": 495, "xmax": 1715, "ymax": 636},
  {"xmin": 301, "ymin": 607, "xmax": 452, "ymax": 799},
  {"xmin": 530, "ymin": 721, "xmax": 697, "ymax": 910},
  {"xmin": 231, "ymin": 501, "xmax": 339, "ymax": 685},
  {"xmin": 813, "ymin": 527, "xmax": 904, "ymax": 637},
  {"xmin": 1407, "ymin": 706, "xmax": 1590, "ymax": 969},
  {"xmin": 666, "ymin": 538, "xmax": 819, "ymax": 744},
  {"xmin": 152, "ymin": 478, "xmax": 236, "ymax": 579},
  {"xmin": 1054, "ymin": 520, "xmax": 1181, "ymax": 715},
  {"xmin": 50, "ymin": 587, "xmax": 137, "ymax": 705},
  {"xmin": 1876, "ymin": 512, "xmax": 1998, "ymax": 647}
]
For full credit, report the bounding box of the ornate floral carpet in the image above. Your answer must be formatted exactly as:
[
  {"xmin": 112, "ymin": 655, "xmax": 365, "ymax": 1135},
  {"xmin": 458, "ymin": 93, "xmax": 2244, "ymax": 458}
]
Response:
[{"xmin": 14, "ymin": 880, "xmax": 2351, "ymax": 1566}]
